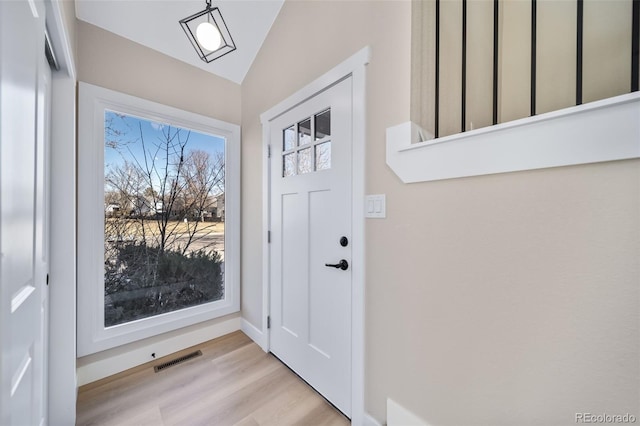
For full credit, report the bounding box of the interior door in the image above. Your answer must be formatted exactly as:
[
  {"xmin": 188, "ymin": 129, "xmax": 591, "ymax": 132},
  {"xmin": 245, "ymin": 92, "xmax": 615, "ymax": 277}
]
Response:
[
  {"xmin": 269, "ymin": 77, "xmax": 353, "ymax": 416},
  {"xmin": 0, "ymin": 0, "xmax": 49, "ymax": 424}
]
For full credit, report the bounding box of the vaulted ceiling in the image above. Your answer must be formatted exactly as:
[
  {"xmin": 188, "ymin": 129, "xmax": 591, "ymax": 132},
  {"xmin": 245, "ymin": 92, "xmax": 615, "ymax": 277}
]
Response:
[{"xmin": 75, "ymin": 0, "xmax": 285, "ymax": 84}]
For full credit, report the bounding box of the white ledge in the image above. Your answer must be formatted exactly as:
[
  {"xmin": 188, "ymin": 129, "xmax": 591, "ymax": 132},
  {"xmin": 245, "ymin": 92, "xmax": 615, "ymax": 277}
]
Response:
[{"xmin": 387, "ymin": 92, "xmax": 640, "ymax": 183}]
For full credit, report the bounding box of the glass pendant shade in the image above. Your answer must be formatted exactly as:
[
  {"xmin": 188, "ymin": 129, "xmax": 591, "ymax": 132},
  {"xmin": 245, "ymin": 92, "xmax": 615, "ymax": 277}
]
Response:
[
  {"xmin": 196, "ymin": 22, "xmax": 222, "ymax": 51},
  {"xmin": 179, "ymin": 3, "xmax": 236, "ymax": 63}
]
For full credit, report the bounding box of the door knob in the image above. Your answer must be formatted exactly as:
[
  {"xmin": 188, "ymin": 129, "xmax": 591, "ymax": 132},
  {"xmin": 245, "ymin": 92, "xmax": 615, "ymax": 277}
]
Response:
[{"xmin": 325, "ymin": 259, "xmax": 349, "ymax": 270}]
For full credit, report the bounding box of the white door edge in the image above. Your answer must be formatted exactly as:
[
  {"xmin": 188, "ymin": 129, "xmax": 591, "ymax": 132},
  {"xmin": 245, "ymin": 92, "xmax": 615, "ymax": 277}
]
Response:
[{"xmin": 260, "ymin": 45, "xmax": 370, "ymax": 425}]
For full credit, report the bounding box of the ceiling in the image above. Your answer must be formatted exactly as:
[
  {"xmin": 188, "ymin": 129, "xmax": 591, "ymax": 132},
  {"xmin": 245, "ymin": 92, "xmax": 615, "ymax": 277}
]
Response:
[{"xmin": 75, "ymin": 0, "xmax": 285, "ymax": 84}]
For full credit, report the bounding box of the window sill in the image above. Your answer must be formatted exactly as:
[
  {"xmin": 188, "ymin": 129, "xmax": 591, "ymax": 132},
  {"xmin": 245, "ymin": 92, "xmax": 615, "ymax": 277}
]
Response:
[{"xmin": 386, "ymin": 92, "xmax": 640, "ymax": 183}]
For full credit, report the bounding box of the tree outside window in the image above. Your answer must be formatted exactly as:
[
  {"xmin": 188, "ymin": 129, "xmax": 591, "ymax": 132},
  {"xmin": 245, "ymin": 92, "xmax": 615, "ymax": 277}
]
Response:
[{"xmin": 103, "ymin": 111, "xmax": 226, "ymax": 327}]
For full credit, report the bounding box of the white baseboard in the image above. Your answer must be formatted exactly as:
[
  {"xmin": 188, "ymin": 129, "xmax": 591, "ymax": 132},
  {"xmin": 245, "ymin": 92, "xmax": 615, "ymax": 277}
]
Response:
[
  {"xmin": 387, "ymin": 398, "xmax": 429, "ymax": 426},
  {"xmin": 363, "ymin": 412, "xmax": 383, "ymax": 426},
  {"xmin": 241, "ymin": 318, "xmax": 268, "ymax": 351},
  {"xmin": 77, "ymin": 315, "xmax": 241, "ymax": 386}
]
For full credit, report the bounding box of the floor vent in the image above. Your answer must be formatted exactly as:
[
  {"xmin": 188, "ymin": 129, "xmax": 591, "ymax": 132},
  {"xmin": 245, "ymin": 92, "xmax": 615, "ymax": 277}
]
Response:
[{"xmin": 154, "ymin": 350, "xmax": 202, "ymax": 373}]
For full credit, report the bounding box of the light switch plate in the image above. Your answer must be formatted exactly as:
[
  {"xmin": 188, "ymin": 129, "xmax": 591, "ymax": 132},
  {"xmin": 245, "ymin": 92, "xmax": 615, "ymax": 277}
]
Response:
[{"xmin": 365, "ymin": 194, "xmax": 386, "ymax": 218}]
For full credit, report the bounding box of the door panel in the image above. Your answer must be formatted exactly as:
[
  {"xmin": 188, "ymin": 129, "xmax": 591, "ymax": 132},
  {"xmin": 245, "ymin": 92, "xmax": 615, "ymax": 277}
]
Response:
[
  {"xmin": 0, "ymin": 0, "xmax": 48, "ymax": 424},
  {"xmin": 308, "ymin": 188, "xmax": 335, "ymax": 356},
  {"xmin": 281, "ymin": 192, "xmax": 306, "ymax": 337},
  {"xmin": 269, "ymin": 78, "xmax": 353, "ymax": 416}
]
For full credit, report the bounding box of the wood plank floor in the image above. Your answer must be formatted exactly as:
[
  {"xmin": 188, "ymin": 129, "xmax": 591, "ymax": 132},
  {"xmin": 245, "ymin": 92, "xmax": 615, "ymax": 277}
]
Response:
[{"xmin": 77, "ymin": 331, "xmax": 350, "ymax": 426}]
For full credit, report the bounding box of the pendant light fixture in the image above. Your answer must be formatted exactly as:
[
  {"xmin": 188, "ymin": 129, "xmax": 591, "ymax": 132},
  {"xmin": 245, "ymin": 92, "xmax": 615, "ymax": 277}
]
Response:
[{"xmin": 179, "ymin": 0, "xmax": 236, "ymax": 63}]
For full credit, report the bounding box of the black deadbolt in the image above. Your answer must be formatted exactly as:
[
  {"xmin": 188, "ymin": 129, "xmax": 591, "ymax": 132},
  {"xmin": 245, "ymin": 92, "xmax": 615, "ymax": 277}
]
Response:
[{"xmin": 340, "ymin": 236, "xmax": 349, "ymax": 247}]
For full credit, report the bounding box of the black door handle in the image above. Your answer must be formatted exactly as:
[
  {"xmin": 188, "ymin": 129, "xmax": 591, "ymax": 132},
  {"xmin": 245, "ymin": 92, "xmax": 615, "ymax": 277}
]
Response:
[{"xmin": 325, "ymin": 259, "xmax": 349, "ymax": 270}]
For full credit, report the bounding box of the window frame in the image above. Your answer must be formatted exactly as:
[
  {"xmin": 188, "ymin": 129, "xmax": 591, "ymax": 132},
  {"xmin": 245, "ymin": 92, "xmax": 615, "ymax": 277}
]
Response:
[{"xmin": 77, "ymin": 82, "xmax": 240, "ymax": 356}]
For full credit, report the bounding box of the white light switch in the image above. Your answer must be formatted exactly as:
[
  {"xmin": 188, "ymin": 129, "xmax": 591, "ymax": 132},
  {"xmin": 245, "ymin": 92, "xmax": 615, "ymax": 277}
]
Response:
[{"xmin": 365, "ymin": 194, "xmax": 386, "ymax": 218}]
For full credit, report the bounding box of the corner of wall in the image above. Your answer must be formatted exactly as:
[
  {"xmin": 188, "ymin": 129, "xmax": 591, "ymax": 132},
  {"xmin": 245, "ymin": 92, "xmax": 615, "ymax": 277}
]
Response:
[{"xmin": 240, "ymin": 317, "xmax": 268, "ymax": 352}]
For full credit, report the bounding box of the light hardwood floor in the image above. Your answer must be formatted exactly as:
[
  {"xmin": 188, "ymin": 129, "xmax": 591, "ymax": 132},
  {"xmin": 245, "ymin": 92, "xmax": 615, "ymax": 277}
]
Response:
[{"xmin": 77, "ymin": 331, "xmax": 350, "ymax": 426}]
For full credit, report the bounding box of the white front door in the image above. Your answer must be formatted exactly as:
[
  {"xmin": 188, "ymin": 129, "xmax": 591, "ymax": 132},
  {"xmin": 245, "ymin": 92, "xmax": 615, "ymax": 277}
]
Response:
[
  {"xmin": 0, "ymin": 0, "xmax": 49, "ymax": 424},
  {"xmin": 269, "ymin": 77, "xmax": 353, "ymax": 416}
]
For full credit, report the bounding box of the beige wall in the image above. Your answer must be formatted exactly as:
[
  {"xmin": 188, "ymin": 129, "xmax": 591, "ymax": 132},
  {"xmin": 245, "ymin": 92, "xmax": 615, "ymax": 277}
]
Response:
[
  {"xmin": 243, "ymin": 1, "xmax": 639, "ymax": 424},
  {"xmin": 370, "ymin": 159, "xmax": 639, "ymax": 424},
  {"xmin": 240, "ymin": 0, "xmax": 412, "ymax": 328},
  {"xmin": 77, "ymin": 21, "xmax": 241, "ymax": 124},
  {"xmin": 583, "ymin": 0, "xmax": 633, "ymax": 103}
]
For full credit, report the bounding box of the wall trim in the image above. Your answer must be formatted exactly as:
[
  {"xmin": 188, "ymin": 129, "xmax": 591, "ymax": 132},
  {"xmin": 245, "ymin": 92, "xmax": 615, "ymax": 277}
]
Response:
[
  {"xmin": 387, "ymin": 398, "xmax": 429, "ymax": 426},
  {"xmin": 45, "ymin": 0, "xmax": 76, "ymax": 80},
  {"xmin": 45, "ymin": 0, "xmax": 77, "ymax": 424},
  {"xmin": 241, "ymin": 318, "xmax": 267, "ymax": 351},
  {"xmin": 387, "ymin": 92, "xmax": 640, "ymax": 183},
  {"xmin": 260, "ymin": 45, "xmax": 370, "ymax": 425},
  {"xmin": 77, "ymin": 315, "xmax": 241, "ymax": 386},
  {"xmin": 363, "ymin": 413, "xmax": 383, "ymax": 426}
]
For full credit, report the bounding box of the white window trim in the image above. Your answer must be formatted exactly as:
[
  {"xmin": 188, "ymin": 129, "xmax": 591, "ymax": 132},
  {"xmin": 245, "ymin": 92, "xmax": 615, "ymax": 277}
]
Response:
[
  {"xmin": 77, "ymin": 82, "xmax": 240, "ymax": 356},
  {"xmin": 387, "ymin": 92, "xmax": 640, "ymax": 183}
]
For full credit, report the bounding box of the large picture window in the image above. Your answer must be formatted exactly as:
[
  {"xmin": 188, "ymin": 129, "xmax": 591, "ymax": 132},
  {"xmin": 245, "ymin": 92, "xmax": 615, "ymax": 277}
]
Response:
[
  {"xmin": 103, "ymin": 111, "xmax": 227, "ymax": 327},
  {"xmin": 78, "ymin": 83, "xmax": 240, "ymax": 356}
]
